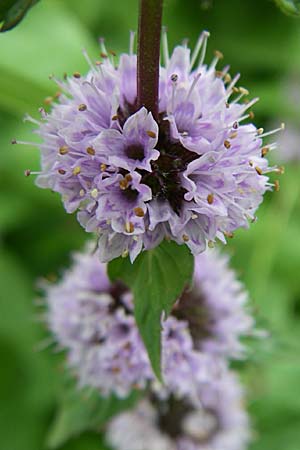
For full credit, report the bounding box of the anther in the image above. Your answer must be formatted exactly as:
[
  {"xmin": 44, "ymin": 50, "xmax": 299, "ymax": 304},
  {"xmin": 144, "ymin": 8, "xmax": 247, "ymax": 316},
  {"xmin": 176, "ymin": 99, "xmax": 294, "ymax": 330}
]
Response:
[
  {"xmin": 122, "ymin": 249, "xmax": 129, "ymax": 258},
  {"xmin": 119, "ymin": 178, "xmax": 128, "ymax": 190},
  {"xmin": 208, "ymin": 240, "xmax": 215, "ymax": 248},
  {"xmin": 78, "ymin": 104, "xmax": 87, "ymax": 111},
  {"xmin": 125, "ymin": 222, "xmax": 134, "ymax": 233},
  {"xmin": 257, "ymin": 128, "xmax": 264, "ymax": 135},
  {"xmin": 255, "ymin": 166, "xmax": 263, "ymax": 175},
  {"xmin": 171, "ymin": 73, "xmax": 178, "ymax": 83},
  {"xmin": 277, "ymin": 166, "xmax": 285, "ymax": 175},
  {"xmin": 100, "ymin": 163, "xmax": 107, "ymax": 172},
  {"xmin": 72, "ymin": 166, "xmax": 81, "ymax": 175},
  {"xmin": 11, "ymin": 138, "xmax": 17, "ymax": 144},
  {"xmin": 125, "ymin": 174, "xmax": 132, "ymax": 182},
  {"xmin": 214, "ymin": 50, "xmax": 224, "ymax": 60},
  {"xmin": 111, "ymin": 114, "xmax": 119, "ymax": 121},
  {"xmin": 24, "ymin": 169, "xmax": 31, "ymax": 177},
  {"xmin": 91, "ymin": 188, "xmax": 98, "ymax": 199},
  {"xmin": 207, "ymin": 194, "xmax": 214, "ymax": 204},
  {"xmin": 224, "ymin": 140, "xmax": 231, "ymax": 149},
  {"xmin": 191, "ymin": 213, "xmax": 198, "ymax": 219},
  {"xmin": 224, "ymin": 73, "xmax": 232, "ymax": 83},
  {"xmin": 233, "ymin": 121, "xmax": 239, "ymax": 130},
  {"xmin": 100, "ymin": 52, "xmax": 108, "ymax": 58},
  {"xmin": 73, "ymin": 72, "xmax": 81, "ymax": 78},
  {"xmin": 109, "ymin": 49, "xmax": 116, "ymax": 56},
  {"xmin": 134, "ymin": 207, "xmax": 145, "ymax": 217},
  {"xmin": 224, "ymin": 231, "xmax": 234, "ymax": 238},
  {"xmin": 229, "ymin": 131, "xmax": 238, "ymax": 139},
  {"xmin": 58, "ymin": 169, "xmax": 66, "ymax": 175},
  {"xmin": 59, "ymin": 145, "xmax": 69, "ymax": 155},
  {"xmin": 274, "ymin": 180, "xmax": 280, "ymax": 192},
  {"xmin": 261, "ymin": 147, "xmax": 269, "ymax": 157},
  {"xmin": 86, "ymin": 147, "xmax": 95, "ymax": 156},
  {"xmin": 182, "ymin": 234, "xmax": 190, "ymax": 242},
  {"xmin": 79, "ymin": 189, "xmax": 85, "ymax": 197},
  {"xmin": 44, "ymin": 97, "xmax": 53, "ymax": 105},
  {"xmin": 146, "ymin": 130, "xmax": 156, "ymax": 138},
  {"xmin": 249, "ymin": 111, "xmax": 255, "ymax": 119}
]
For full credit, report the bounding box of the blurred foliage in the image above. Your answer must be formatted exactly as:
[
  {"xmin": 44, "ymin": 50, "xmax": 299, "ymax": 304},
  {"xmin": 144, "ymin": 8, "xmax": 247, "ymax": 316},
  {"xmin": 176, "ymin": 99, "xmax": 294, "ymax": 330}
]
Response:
[
  {"xmin": 274, "ymin": 0, "xmax": 300, "ymax": 17},
  {"xmin": 0, "ymin": 0, "xmax": 300, "ymax": 449},
  {"xmin": 0, "ymin": 0, "xmax": 39, "ymax": 32}
]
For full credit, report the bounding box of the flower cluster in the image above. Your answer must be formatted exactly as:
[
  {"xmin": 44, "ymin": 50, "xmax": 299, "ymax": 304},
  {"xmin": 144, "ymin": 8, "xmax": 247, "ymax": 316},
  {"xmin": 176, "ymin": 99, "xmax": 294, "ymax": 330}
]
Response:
[
  {"xmin": 107, "ymin": 371, "xmax": 250, "ymax": 450},
  {"xmin": 43, "ymin": 242, "xmax": 253, "ymax": 448},
  {"xmin": 45, "ymin": 245, "xmax": 238, "ymax": 397},
  {"xmin": 25, "ymin": 31, "xmax": 278, "ymax": 262}
]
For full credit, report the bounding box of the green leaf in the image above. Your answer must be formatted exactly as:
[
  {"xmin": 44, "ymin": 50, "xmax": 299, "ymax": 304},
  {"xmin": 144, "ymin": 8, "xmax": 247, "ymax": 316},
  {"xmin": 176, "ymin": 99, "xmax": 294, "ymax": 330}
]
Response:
[
  {"xmin": 0, "ymin": 0, "xmax": 39, "ymax": 32},
  {"xmin": 47, "ymin": 384, "xmax": 141, "ymax": 449},
  {"xmin": 108, "ymin": 241, "xmax": 194, "ymax": 380},
  {"xmin": 274, "ymin": 0, "xmax": 300, "ymax": 16}
]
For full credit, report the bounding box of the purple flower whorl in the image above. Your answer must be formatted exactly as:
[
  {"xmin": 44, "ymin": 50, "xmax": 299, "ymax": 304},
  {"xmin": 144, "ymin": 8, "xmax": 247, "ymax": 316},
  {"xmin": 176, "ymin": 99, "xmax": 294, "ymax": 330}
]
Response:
[
  {"xmin": 106, "ymin": 371, "xmax": 251, "ymax": 450},
  {"xmin": 43, "ymin": 243, "xmax": 253, "ymax": 398},
  {"xmin": 24, "ymin": 31, "xmax": 281, "ymax": 262}
]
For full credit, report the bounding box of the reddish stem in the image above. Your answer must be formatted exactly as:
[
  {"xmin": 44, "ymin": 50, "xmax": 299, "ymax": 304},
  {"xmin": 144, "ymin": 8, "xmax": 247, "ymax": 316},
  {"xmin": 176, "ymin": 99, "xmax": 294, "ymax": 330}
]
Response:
[{"xmin": 137, "ymin": 0, "xmax": 163, "ymax": 121}]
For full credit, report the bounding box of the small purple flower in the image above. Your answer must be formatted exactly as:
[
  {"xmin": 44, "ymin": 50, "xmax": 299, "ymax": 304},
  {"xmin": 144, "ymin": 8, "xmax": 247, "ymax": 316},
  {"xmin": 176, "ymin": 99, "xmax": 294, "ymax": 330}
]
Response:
[
  {"xmin": 106, "ymin": 371, "xmax": 251, "ymax": 450},
  {"xmin": 44, "ymin": 244, "xmax": 229, "ymax": 398},
  {"xmin": 23, "ymin": 31, "xmax": 280, "ymax": 261}
]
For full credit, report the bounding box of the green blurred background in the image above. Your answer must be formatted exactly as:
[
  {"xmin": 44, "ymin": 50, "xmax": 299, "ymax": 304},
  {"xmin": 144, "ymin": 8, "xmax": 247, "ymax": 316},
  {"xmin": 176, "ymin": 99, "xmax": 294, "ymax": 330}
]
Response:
[{"xmin": 0, "ymin": 0, "xmax": 300, "ymax": 449}]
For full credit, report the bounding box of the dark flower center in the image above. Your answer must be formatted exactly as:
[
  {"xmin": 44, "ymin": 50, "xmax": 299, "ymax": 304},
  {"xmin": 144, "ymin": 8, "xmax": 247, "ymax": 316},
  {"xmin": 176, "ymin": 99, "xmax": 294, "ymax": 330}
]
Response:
[
  {"xmin": 119, "ymin": 104, "xmax": 199, "ymax": 215},
  {"xmin": 125, "ymin": 144, "xmax": 145, "ymax": 161},
  {"xmin": 173, "ymin": 286, "xmax": 213, "ymax": 344},
  {"xmin": 152, "ymin": 395, "xmax": 219, "ymax": 444}
]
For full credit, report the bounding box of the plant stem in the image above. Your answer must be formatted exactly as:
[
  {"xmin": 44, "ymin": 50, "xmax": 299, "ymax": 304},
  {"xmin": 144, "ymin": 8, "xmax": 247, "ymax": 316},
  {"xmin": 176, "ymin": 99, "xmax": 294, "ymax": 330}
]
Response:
[{"xmin": 137, "ymin": 0, "xmax": 163, "ymax": 120}]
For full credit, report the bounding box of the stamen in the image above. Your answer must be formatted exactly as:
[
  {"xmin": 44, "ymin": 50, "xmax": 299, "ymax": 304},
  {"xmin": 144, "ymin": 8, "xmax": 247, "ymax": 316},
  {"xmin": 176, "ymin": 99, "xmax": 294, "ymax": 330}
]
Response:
[
  {"xmin": 91, "ymin": 188, "xmax": 98, "ymax": 199},
  {"xmin": 198, "ymin": 30, "xmax": 210, "ymax": 68},
  {"xmin": 231, "ymin": 86, "xmax": 249, "ymax": 104},
  {"xmin": 59, "ymin": 145, "xmax": 69, "ymax": 155},
  {"xmin": 99, "ymin": 37, "xmax": 108, "ymax": 56},
  {"xmin": 134, "ymin": 207, "xmax": 145, "ymax": 217},
  {"xmin": 86, "ymin": 146, "xmax": 95, "ymax": 155},
  {"xmin": 258, "ymin": 123, "xmax": 285, "ymax": 139},
  {"xmin": 207, "ymin": 193, "xmax": 214, "ymax": 204},
  {"xmin": 44, "ymin": 96, "xmax": 53, "ymax": 105},
  {"xmin": 129, "ymin": 30, "xmax": 136, "ymax": 55},
  {"xmin": 210, "ymin": 49, "xmax": 224, "ymax": 70},
  {"xmin": 78, "ymin": 104, "xmax": 87, "ymax": 112},
  {"xmin": 146, "ymin": 130, "xmax": 156, "ymax": 138},
  {"xmin": 226, "ymin": 73, "xmax": 241, "ymax": 94},
  {"xmin": 162, "ymin": 26, "xmax": 169, "ymax": 66},
  {"xmin": 186, "ymin": 73, "xmax": 201, "ymax": 101},
  {"xmin": 11, "ymin": 139, "xmax": 39, "ymax": 147},
  {"xmin": 72, "ymin": 166, "xmax": 81, "ymax": 175},
  {"xmin": 125, "ymin": 222, "xmax": 134, "ymax": 233},
  {"xmin": 190, "ymin": 30, "xmax": 210, "ymax": 69},
  {"xmin": 23, "ymin": 114, "xmax": 41, "ymax": 126}
]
